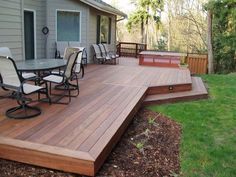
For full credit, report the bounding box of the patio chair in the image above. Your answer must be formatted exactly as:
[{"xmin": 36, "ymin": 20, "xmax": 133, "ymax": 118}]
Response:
[
  {"xmin": 92, "ymin": 44, "xmax": 113, "ymax": 64},
  {"xmin": 102, "ymin": 44, "xmax": 119, "ymax": 58},
  {"xmin": 69, "ymin": 42, "xmax": 88, "ymax": 66},
  {"xmin": 58, "ymin": 47, "xmax": 84, "ymax": 78},
  {"xmin": 74, "ymin": 49, "xmax": 84, "ymax": 78},
  {"xmin": 0, "ymin": 56, "xmax": 50, "ymax": 119},
  {"xmin": 98, "ymin": 44, "xmax": 116, "ymax": 65},
  {"xmin": 65, "ymin": 47, "xmax": 84, "ymax": 78},
  {"xmin": 43, "ymin": 50, "xmax": 81, "ymax": 104},
  {"xmin": 55, "ymin": 41, "xmax": 69, "ymax": 58},
  {"xmin": 0, "ymin": 47, "xmax": 36, "ymax": 79}
]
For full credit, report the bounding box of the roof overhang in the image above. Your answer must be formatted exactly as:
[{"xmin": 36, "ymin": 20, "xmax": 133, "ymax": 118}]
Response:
[{"xmin": 80, "ymin": 0, "xmax": 127, "ymax": 18}]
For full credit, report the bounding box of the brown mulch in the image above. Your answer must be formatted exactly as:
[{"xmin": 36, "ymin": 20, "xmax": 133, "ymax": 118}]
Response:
[{"xmin": 0, "ymin": 109, "xmax": 181, "ymax": 177}]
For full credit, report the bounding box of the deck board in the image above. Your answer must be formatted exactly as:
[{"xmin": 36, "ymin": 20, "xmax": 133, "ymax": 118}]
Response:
[{"xmin": 0, "ymin": 58, "xmax": 202, "ymax": 176}]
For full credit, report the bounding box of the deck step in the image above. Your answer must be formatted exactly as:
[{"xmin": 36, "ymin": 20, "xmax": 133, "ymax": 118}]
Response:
[{"xmin": 143, "ymin": 77, "xmax": 208, "ymax": 106}]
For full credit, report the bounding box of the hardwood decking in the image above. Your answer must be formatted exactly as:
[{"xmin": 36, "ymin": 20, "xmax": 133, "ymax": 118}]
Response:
[{"xmin": 0, "ymin": 58, "xmax": 207, "ymax": 176}]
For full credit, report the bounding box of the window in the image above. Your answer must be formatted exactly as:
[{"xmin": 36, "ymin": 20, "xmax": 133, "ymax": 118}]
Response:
[
  {"xmin": 57, "ymin": 10, "xmax": 80, "ymax": 41},
  {"xmin": 97, "ymin": 15, "xmax": 111, "ymax": 44}
]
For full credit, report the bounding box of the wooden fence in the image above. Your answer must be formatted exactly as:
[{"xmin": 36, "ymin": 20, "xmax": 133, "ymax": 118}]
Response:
[
  {"xmin": 117, "ymin": 42, "xmax": 147, "ymax": 58},
  {"xmin": 187, "ymin": 54, "xmax": 208, "ymax": 74}
]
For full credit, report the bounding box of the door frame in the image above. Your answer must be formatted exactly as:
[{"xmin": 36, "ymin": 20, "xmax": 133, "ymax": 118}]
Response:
[{"xmin": 24, "ymin": 8, "xmax": 37, "ymax": 59}]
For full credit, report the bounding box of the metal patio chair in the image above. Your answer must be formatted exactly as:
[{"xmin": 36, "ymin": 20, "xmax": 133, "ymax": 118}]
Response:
[
  {"xmin": 52, "ymin": 47, "xmax": 84, "ymax": 78},
  {"xmin": 102, "ymin": 43, "xmax": 119, "ymax": 59},
  {"xmin": 0, "ymin": 56, "xmax": 50, "ymax": 119},
  {"xmin": 69, "ymin": 42, "xmax": 88, "ymax": 66},
  {"xmin": 98, "ymin": 44, "xmax": 116, "ymax": 65},
  {"xmin": 92, "ymin": 44, "xmax": 106, "ymax": 64},
  {"xmin": 0, "ymin": 47, "xmax": 36, "ymax": 79},
  {"xmin": 43, "ymin": 51, "xmax": 81, "ymax": 104}
]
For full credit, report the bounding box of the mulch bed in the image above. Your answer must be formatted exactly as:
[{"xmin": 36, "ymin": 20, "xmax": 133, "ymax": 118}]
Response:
[{"xmin": 0, "ymin": 109, "xmax": 181, "ymax": 177}]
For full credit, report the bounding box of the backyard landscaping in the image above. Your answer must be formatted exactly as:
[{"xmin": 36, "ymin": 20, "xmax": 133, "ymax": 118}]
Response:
[{"xmin": 149, "ymin": 74, "xmax": 236, "ymax": 177}]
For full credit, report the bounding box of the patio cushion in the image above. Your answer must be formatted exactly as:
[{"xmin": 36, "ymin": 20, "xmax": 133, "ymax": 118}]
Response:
[
  {"xmin": 43, "ymin": 75, "xmax": 63, "ymax": 84},
  {"xmin": 22, "ymin": 73, "xmax": 36, "ymax": 79},
  {"xmin": 23, "ymin": 83, "xmax": 43, "ymax": 94}
]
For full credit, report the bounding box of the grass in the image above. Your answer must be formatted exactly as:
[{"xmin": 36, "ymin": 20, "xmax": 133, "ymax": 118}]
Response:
[{"xmin": 148, "ymin": 74, "xmax": 236, "ymax": 177}]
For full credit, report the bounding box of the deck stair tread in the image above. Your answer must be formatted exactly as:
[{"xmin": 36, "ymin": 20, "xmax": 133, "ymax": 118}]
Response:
[{"xmin": 144, "ymin": 77, "xmax": 208, "ymax": 105}]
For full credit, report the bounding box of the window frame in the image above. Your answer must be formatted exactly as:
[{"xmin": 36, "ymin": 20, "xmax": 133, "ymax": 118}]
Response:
[
  {"xmin": 56, "ymin": 9, "xmax": 82, "ymax": 42},
  {"xmin": 97, "ymin": 15, "xmax": 112, "ymax": 44}
]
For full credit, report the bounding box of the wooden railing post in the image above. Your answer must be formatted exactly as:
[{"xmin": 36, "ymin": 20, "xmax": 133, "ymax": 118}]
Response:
[
  {"xmin": 118, "ymin": 43, "xmax": 121, "ymax": 57},
  {"xmin": 135, "ymin": 44, "xmax": 138, "ymax": 58}
]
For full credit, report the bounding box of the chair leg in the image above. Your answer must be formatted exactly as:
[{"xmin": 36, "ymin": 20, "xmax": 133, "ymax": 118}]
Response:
[
  {"xmin": 49, "ymin": 82, "xmax": 52, "ymax": 95},
  {"xmin": 68, "ymin": 83, "xmax": 71, "ymax": 103},
  {"xmin": 6, "ymin": 95, "xmax": 41, "ymax": 119},
  {"xmin": 45, "ymin": 82, "xmax": 51, "ymax": 104}
]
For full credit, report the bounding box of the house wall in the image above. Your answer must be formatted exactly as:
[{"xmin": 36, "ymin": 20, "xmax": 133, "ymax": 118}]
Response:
[
  {"xmin": 0, "ymin": 0, "xmax": 118, "ymax": 63},
  {"xmin": 46, "ymin": 0, "xmax": 89, "ymax": 59},
  {"xmin": 0, "ymin": 0, "xmax": 24, "ymax": 60},
  {"xmin": 24, "ymin": 0, "xmax": 46, "ymax": 59}
]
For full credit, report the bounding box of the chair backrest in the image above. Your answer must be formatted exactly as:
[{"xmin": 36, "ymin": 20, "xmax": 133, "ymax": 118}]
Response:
[
  {"xmin": 56, "ymin": 42, "xmax": 69, "ymax": 58},
  {"xmin": 98, "ymin": 44, "xmax": 107, "ymax": 57},
  {"xmin": 68, "ymin": 42, "xmax": 87, "ymax": 58},
  {"xmin": 0, "ymin": 56, "xmax": 21, "ymax": 89},
  {"xmin": 102, "ymin": 44, "xmax": 110, "ymax": 53},
  {"xmin": 75, "ymin": 51, "xmax": 83, "ymax": 73},
  {"xmin": 64, "ymin": 47, "xmax": 80, "ymax": 60},
  {"xmin": 0, "ymin": 47, "xmax": 13, "ymax": 58},
  {"xmin": 92, "ymin": 44, "xmax": 103, "ymax": 58},
  {"xmin": 64, "ymin": 51, "xmax": 80, "ymax": 78}
]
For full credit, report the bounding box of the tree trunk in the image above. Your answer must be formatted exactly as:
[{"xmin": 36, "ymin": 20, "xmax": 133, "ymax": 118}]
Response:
[
  {"xmin": 141, "ymin": 20, "xmax": 145, "ymax": 43},
  {"xmin": 207, "ymin": 10, "xmax": 214, "ymax": 74},
  {"xmin": 145, "ymin": 17, "xmax": 148, "ymax": 45},
  {"xmin": 167, "ymin": 1, "xmax": 171, "ymax": 51}
]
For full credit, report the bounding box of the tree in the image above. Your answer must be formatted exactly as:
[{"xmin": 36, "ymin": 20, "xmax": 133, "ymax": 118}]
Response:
[
  {"xmin": 127, "ymin": 0, "xmax": 164, "ymax": 44},
  {"xmin": 165, "ymin": 0, "xmax": 208, "ymax": 53},
  {"xmin": 207, "ymin": 10, "xmax": 214, "ymax": 74},
  {"xmin": 206, "ymin": 0, "xmax": 236, "ymax": 73}
]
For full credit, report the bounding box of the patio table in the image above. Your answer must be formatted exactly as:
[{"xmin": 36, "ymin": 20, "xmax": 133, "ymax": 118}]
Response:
[
  {"xmin": 15, "ymin": 59, "xmax": 67, "ymax": 72},
  {"xmin": 15, "ymin": 59, "xmax": 67, "ymax": 104}
]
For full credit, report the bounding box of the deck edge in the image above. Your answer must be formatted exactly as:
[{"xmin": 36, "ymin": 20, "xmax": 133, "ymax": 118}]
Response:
[{"xmin": 0, "ymin": 136, "xmax": 95, "ymax": 176}]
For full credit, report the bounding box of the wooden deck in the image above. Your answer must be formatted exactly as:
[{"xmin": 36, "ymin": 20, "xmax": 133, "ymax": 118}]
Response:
[{"xmin": 0, "ymin": 57, "xmax": 206, "ymax": 176}]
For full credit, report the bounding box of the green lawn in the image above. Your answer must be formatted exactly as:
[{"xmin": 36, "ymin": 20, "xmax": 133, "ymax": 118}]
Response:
[{"xmin": 148, "ymin": 74, "xmax": 236, "ymax": 177}]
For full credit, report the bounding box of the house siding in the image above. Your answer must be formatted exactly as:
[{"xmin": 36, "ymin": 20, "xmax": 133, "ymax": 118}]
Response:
[
  {"xmin": 0, "ymin": 0, "xmax": 119, "ymax": 63},
  {"xmin": 24, "ymin": 0, "xmax": 46, "ymax": 59},
  {"xmin": 46, "ymin": 0, "xmax": 89, "ymax": 58},
  {"xmin": 0, "ymin": 0, "xmax": 23, "ymax": 60}
]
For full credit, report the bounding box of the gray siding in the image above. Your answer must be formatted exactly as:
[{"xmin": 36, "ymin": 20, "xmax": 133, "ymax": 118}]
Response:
[
  {"xmin": 0, "ymin": 0, "xmax": 118, "ymax": 62},
  {"xmin": 46, "ymin": 0, "xmax": 89, "ymax": 58},
  {"xmin": 24, "ymin": 0, "xmax": 46, "ymax": 59},
  {"xmin": 0, "ymin": 0, "xmax": 23, "ymax": 60}
]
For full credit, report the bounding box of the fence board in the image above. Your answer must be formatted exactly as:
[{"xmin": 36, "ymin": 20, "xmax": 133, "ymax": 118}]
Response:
[{"xmin": 187, "ymin": 54, "xmax": 208, "ymax": 74}]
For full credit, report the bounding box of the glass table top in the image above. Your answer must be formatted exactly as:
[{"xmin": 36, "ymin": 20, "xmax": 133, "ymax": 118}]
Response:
[{"xmin": 15, "ymin": 59, "xmax": 67, "ymax": 71}]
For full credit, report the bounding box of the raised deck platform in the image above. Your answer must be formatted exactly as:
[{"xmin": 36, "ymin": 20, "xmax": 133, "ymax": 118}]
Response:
[
  {"xmin": 0, "ymin": 58, "xmax": 207, "ymax": 176},
  {"xmin": 143, "ymin": 77, "xmax": 208, "ymax": 106}
]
